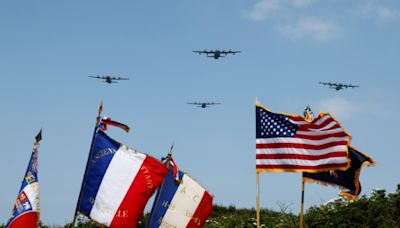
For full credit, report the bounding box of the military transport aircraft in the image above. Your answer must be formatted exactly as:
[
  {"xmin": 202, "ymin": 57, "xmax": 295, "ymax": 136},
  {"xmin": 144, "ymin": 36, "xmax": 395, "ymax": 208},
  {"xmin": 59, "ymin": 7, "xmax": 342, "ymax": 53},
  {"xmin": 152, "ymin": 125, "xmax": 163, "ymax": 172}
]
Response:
[
  {"xmin": 187, "ymin": 102, "xmax": 221, "ymax": 108},
  {"xmin": 88, "ymin": 75, "xmax": 129, "ymax": 84},
  {"xmin": 193, "ymin": 49, "xmax": 241, "ymax": 59},
  {"xmin": 319, "ymin": 82, "xmax": 360, "ymax": 91}
]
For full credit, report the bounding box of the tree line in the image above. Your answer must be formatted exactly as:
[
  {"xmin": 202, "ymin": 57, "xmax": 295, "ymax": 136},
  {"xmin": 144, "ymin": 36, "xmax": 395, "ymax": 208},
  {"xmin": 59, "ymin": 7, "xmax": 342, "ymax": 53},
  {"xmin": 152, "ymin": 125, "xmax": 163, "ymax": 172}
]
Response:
[{"xmin": 1, "ymin": 184, "xmax": 399, "ymax": 227}]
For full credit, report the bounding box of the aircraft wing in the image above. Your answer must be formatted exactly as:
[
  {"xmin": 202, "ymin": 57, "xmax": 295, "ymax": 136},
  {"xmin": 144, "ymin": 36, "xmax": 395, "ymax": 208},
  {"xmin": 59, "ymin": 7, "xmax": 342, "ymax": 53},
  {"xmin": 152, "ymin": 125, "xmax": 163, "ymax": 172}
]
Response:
[
  {"xmin": 218, "ymin": 50, "xmax": 241, "ymax": 54},
  {"xmin": 346, "ymin": 84, "xmax": 359, "ymax": 88},
  {"xmin": 113, "ymin": 77, "xmax": 129, "ymax": 80},
  {"xmin": 319, "ymin": 82, "xmax": 334, "ymax": 86},
  {"xmin": 193, "ymin": 50, "xmax": 210, "ymax": 54},
  {"xmin": 206, "ymin": 102, "xmax": 221, "ymax": 105},
  {"xmin": 88, "ymin": 75, "xmax": 104, "ymax": 79},
  {"xmin": 187, "ymin": 102, "xmax": 201, "ymax": 105},
  {"xmin": 227, "ymin": 50, "xmax": 241, "ymax": 54}
]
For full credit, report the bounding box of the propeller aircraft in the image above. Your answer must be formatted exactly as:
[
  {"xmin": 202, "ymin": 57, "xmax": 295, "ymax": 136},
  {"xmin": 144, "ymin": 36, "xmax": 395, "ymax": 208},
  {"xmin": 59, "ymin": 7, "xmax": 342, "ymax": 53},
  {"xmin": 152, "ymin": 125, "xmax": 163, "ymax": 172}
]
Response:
[
  {"xmin": 88, "ymin": 75, "xmax": 129, "ymax": 84},
  {"xmin": 319, "ymin": 82, "xmax": 359, "ymax": 91},
  {"xmin": 193, "ymin": 49, "xmax": 241, "ymax": 59},
  {"xmin": 187, "ymin": 102, "xmax": 221, "ymax": 108}
]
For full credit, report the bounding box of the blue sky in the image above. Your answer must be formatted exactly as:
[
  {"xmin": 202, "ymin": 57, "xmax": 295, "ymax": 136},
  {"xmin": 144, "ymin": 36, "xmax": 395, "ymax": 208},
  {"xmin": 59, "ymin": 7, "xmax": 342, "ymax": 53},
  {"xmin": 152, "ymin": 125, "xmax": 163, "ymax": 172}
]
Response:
[{"xmin": 1, "ymin": 0, "xmax": 399, "ymax": 225}]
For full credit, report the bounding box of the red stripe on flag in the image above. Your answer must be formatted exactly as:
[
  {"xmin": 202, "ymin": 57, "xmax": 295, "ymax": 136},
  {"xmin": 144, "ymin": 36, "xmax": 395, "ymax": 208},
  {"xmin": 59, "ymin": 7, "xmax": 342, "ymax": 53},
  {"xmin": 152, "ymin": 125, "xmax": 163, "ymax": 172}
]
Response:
[
  {"xmin": 290, "ymin": 115, "xmax": 307, "ymax": 122},
  {"xmin": 311, "ymin": 114, "xmax": 323, "ymax": 122},
  {"xmin": 110, "ymin": 156, "xmax": 168, "ymax": 228},
  {"xmin": 297, "ymin": 116, "xmax": 335, "ymax": 131},
  {"xmin": 256, "ymin": 152, "xmax": 347, "ymax": 160},
  {"xmin": 313, "ymin": 117, "xmax": 335, "ymax": 129},
  {"xmin": 321, "ymin": 124, "xmax": 341, "ymax": 131},
  {"xmin": 256, "ymin": 141, "xmax": 348, "ymax": 150},
  {"xmin": 186, "ymin": 191, "xmax": 213, "ymax": 228},
  {"xmin": 294, "ymin": 132, "xmax": 348, "ymax": 140},
  {"xmin": 7, "ymin": 211, "xmax": 38, "ymax": 228},
  {"xmin": 256, "ymin": 163, "xmax": 348, "ymax": 170}
]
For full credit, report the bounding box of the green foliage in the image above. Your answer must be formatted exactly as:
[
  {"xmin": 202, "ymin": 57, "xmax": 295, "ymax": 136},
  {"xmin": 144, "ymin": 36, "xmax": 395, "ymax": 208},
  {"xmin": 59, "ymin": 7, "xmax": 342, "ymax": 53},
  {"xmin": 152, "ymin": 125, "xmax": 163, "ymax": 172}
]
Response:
[
  {"xmin": 204, "ymin": 205, "xmax": 298, "ymax": 228},
  {"xmin": 7, "ymin": 184, "xmax": 400, "ymax": 228},
  {"xmin": 305, "ymin": 184, "xmax": 400, "ymax": 228}
]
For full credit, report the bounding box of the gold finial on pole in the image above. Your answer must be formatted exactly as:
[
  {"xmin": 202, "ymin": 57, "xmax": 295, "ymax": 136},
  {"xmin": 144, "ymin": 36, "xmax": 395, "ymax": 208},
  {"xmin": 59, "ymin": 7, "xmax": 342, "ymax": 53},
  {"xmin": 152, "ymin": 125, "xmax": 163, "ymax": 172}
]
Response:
[
  {"xmin": 303, "ymin": 105, "xmax": 314, "ymax": 122},
  {"xmin": 96, "ymin": 102, "xmax": 103, "ymax": 125}
]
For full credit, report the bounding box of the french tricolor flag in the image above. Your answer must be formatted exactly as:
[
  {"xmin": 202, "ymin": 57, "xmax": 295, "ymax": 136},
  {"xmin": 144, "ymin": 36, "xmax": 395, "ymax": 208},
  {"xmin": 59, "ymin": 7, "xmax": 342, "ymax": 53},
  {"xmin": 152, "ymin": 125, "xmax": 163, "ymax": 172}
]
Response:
[
  {"xmin": 78, "ymin": 130, "xmax": 168, "ymax": 227},
  {"xmin": 148, "ymin": 159, "xmax": 213, "ymax": 228}
]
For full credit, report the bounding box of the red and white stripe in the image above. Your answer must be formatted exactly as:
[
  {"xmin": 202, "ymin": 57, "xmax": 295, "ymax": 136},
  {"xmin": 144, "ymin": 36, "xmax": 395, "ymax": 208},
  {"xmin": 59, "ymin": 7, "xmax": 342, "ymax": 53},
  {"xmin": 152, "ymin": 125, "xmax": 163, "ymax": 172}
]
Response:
[
  {"xmin": 90, "ymin": 146, "xmax": 168, "ymax": 227},
  {"xmin": 159, "ymin": 174, "xmax": 213, "ymax": 228},
  {"xmin": 7, "ymin": 183, "xmax": 40, "ymax": 228},
  {"xmin": 256, "ymin": 113, "xmax": 350, "ymax": 172}
]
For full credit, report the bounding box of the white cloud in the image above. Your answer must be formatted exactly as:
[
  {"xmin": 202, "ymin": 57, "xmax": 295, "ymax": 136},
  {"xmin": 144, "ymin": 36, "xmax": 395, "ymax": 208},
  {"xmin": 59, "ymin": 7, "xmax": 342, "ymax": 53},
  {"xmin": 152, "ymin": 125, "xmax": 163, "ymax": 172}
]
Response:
[
  {"xmin": 352, "ymin": 0, "xmax": 375, "ymax": 17},
  {"xmin": 244, "ymin": 0, "xmax": 342, "ymax": 42},
  {"xmin": 315, "ymin": 97, "xmax": 399, "ymax": 121},
  {"xmin": 292, "ymin": 0, "xmax": 312, "ymax": 7},
  {"xmin": 316, "ymin": 97, "xmax": 358, "ymax": 120},
  {"xmin": 276, "ymin": 17, "xmax": 342, "ymax": 41},
  {"xmin": 244, "ymin": 0, "xmax": 282, "ymax": 21},
  {"xmin": 244, "ymin": 0, "xmax": 313, "ymax": 21},
  {"xmin": 352, "ymin": 0, "xmax": 399, "ymax": 23},
  {"xmin": 377, "ymin": 7, "xmax": 400, "ymax": 23}
]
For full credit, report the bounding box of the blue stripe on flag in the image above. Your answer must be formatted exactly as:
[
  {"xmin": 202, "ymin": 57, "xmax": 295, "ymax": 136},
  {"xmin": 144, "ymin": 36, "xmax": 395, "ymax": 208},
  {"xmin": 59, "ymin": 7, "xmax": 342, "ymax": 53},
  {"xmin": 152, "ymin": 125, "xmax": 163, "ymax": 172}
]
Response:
[
  {"xmin": 18, "ymin": 151, "xmax": 38, "ymax": 192},
  {"xmin": 147, "ymin": 169, "xmax": 182, "ymax": 228},
  {"xmin": 79, "ymin": 130, "xmax": 120, "ymax": 214}
]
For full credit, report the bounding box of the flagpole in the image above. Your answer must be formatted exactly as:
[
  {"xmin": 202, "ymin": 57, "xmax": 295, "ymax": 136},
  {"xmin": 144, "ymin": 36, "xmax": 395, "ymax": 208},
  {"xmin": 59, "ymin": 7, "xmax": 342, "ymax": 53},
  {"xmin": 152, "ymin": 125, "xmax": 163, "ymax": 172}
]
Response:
[
  {"xmin": 300, "ymin": 177, "xmax": 305, "ymax": 228},
  {"xmin": 34, "ymin": 129, "xmax": 42, "ymax": 228},
  {"xmin": 71, "ymin": 102, "xmax": 103, "ymax": 227},
  {"xmin": 147, "ymin": 145, "xmax": 174, "ymax": 228},
  {"xmin": 300, "ymin": 105, "xmax": 312, "ymax": 228},
  {"xmin": 256, "ymin": 171, "xmax": 260, "ymax": 228},
  {"xmin": 255, "ymin": 102, "xmax": 261, "ymax": 228}
]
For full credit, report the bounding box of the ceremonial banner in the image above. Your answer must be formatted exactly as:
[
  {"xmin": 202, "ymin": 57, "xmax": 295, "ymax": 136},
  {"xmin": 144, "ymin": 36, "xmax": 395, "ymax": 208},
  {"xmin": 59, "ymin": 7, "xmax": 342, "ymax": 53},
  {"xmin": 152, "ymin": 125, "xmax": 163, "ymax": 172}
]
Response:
[
  {"xmin": 77, "ymin": 130, "xmax": 168, "ymax": 227},
  {"xmin": 6, "ymin": 131, "xmax": 41, "ymax": 228},
  {"xmin": 256, "ymin": 104, "xmax": 351, "ymax": 172},
  {"xmin": 100, "ymin": 116, "xmax": 130, "ymax": 133},
  {"xmin": 148, "ymin": 158, "xmax": 213, "ymax": 228},
  {"xmin": 303, "ymin": 146, "xmax": 375, "ymax": 200}
]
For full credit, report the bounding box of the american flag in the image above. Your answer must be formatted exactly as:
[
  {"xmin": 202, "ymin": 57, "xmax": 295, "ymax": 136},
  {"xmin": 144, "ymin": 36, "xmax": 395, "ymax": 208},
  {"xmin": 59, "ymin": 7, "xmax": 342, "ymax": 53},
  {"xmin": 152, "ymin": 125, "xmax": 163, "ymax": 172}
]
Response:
[{"xmin": 256, "ymin": 104, "xmax": 351, "ymax": 172}]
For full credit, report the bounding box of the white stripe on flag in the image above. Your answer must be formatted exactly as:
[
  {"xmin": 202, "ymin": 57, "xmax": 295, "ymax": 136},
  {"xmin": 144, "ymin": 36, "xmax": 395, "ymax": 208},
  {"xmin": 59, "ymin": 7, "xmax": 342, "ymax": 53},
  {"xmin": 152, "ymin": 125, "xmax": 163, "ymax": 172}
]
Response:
[
  {"xmin": 289, "ymin": 119, "xmax": 309, "ymax": 125},
  {"xmin": 256, "ymin": 145, "xmax": 348, "ymax": 156},
  {"xmin": 313, "ymin": 114, "xmax": 331, "ymax": 126},
  {"xmin": 160, "ymin": 174, "xmax": 205, "ymax": 227},
  {"xmin": 256, "ymin": 137, "xmax": 348, "ymax": 146},
  {"xmin": 296, "ymin": 127, "xmax": 343, "ymax": 136},
  {"xmin": 23, "ymin": 183, "xmax": 39, "ymax": 211},
  {"xmin": 313, "ymin": 121, "xmax": 337, "ymax": 131},
  {"xmin": 90, "ymin": 146, "xmax": 146, "ymax": 226}
]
